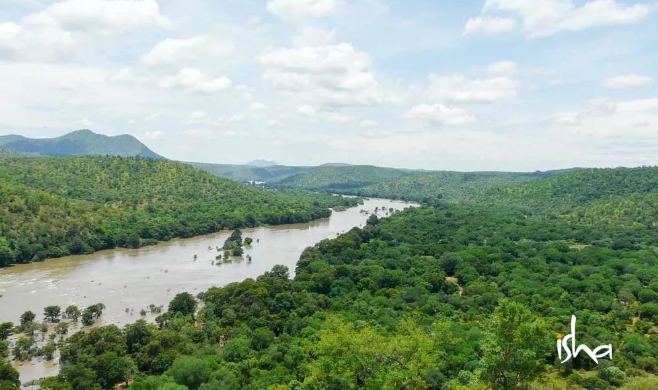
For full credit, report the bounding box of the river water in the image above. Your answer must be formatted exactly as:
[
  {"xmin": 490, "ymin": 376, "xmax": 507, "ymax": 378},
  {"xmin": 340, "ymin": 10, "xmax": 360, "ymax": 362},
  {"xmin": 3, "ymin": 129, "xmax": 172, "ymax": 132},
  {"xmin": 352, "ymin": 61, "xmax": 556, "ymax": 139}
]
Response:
[{"xmin": 0, "ymin": 198, "xmax": 415, "ymax": 385}]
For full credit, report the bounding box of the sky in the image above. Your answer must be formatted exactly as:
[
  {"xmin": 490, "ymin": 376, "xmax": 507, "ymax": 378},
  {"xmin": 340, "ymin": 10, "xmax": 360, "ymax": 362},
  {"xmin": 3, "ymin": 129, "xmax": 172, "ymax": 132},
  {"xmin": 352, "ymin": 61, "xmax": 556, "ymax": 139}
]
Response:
[{"xmin": 0, "ymin": 0, "xmax": 657, "ymax": 171}]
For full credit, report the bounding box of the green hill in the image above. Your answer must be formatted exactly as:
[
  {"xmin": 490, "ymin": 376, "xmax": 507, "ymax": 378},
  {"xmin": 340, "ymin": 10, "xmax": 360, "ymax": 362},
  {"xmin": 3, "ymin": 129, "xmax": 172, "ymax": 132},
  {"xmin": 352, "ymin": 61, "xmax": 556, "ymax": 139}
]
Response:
[
  {"xmin": 187, "ymin": 162, "xmax": 313, "ymax": 182},
  {"xmin": 0, "ymin": 156, "xmax": 359, "ymax": 266},
  {"xmin": 269, "ymin": 165, "xmax": 411, "ymax": 191},
  {"xmin": 0, "ymin": 129, "xmax": 164, "ymax": 159},
  {"xmin": 42, "ymin": 165, "xmax": 658, "ymax": 390},
  {"xmin": 477, "ymin": 166, "xmax": 658, "ymax": 231},
  {"xmin": 335, "ymin": 171, "xmax": 543, "ymax": 201}
]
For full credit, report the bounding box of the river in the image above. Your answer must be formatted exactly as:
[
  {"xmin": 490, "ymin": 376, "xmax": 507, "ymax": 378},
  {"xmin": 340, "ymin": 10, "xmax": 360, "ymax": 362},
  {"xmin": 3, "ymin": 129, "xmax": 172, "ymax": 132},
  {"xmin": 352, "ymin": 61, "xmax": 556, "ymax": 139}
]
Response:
[{"xmin": 0, "ymin": 198, "xmax": 415, "ymax": 385}]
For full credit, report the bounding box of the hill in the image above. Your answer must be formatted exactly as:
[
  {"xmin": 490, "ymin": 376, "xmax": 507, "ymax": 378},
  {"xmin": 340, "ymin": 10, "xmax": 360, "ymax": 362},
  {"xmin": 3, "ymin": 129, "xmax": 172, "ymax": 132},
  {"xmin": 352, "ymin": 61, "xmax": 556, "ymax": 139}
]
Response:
[
  {"xmin": 0, "ymin": 156, "xmax": 360, "ymax": 266},
  {"xmin": 41, "ymin": 165, "xmax": 658, "ymax": 390},
  {"xmin": 477, "ymin": 166, "xmax": 658, "ymax": 231},
  {"xmin": 0, "ymin": 148, "xmax": 39, "ymax": 158},
  {"xmin": 269, "ymin": 165, "xmax": 411, "ymax": 191},
  {"xmin": 335, "ymin": 171, "xmax": 544, "ymax": 201},
  {"xmin": 0, "ymin": 130, "xmax": 164, "ymax": 159},
  {"xmin": 187, "ymin": 162, "xmax": 313, "ymax": 182},
  {"xmin": 246, "ymin": 159, "xmax": 278, "ymax": 167}
]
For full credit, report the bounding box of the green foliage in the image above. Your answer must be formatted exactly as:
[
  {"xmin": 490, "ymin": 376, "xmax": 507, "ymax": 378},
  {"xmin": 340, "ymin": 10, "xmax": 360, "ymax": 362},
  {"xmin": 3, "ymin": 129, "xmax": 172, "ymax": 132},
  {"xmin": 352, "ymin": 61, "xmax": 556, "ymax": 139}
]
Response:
[
  {"xmin": 20, "ymin": 310, "xmax": 36, "ymax": 326},
  {"xmin": 188, "ymin": 162, "xmax": 313, "ymax": 182},
  {"xmin": 64, "ymin": 305, "xmax": 81, "ymax": 322},
  {"xmin": 270, "ymin": 165, "xmax": 410, "ymax": 191},
  {"xmin": 0, "ymin": 156, "xmax": 359, "ymax": 265},
  {"xmin": 165, "ymin": 356, "xmax": 214, "ymax": 389},
  {"xmin": 168, "ymin": 293, "xmax": 197, "ymax": 318},
  {"xmin": 28, "ymin": 166, "xmax": 658, "ymax": 389},
  {"xmin": 0, "ymin": 322, "xmax": 12, "ymax": 341},
  {"xmin": 480, "ymin": 300, "xmax": 548, "ymax": 390},
  {"xmin": 0, "ymin": 361, "xmax": 20, "ymax": 390},
  {"xmin": 44, "ymin": 305, "xmax": 62, "ymax": 322}
]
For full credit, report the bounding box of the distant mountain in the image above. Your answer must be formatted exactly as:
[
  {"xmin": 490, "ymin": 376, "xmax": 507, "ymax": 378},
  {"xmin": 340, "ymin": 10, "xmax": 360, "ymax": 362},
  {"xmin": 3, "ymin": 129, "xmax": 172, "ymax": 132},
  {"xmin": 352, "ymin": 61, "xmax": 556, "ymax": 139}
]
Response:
[
  {"xmin": 0, "ymin": 148, "xmax": 40, "ymax": 158},
  {"xmin": 0, "ymin": 129, "xmax": 164, "ymax": 159},
  {"xmin": 318, "ymin": 162, "xmax": 351, "ymax": 167},
  {"xmin": 246, "ymin": 159, "xmax": 278, "ymax": 167},
  {"xmin": 187, "ymin": 162, "xmax": 312, "ymax": 182},
  {"xmin": 269, "ymin": 165, "xmax": 410, "ymax": 191}
]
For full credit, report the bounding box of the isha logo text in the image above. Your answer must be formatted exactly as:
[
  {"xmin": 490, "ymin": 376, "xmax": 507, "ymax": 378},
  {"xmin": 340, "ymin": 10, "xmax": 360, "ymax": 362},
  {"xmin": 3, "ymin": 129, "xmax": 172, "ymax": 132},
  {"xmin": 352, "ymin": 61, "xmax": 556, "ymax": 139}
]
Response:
[{"xmin": 557, "ymin": 316, "xmax": 612, "ymax": 365}]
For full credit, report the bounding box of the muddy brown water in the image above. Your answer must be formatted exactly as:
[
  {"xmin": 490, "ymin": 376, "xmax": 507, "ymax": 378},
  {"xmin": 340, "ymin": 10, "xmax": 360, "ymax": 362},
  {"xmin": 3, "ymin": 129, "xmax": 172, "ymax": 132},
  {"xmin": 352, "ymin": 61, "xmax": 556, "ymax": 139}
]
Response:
[{"xmin": 0, "ymin": 198, "xmax": 416, "ymax": 385}]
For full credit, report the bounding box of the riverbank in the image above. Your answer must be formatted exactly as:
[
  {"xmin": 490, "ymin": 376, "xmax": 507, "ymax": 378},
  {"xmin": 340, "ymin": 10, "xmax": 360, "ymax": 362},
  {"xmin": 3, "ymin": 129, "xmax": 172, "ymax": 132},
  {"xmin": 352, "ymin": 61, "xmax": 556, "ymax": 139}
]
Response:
[{"xmin": 0, "ymin": 198, "xmax": 417, "ymax": 385}]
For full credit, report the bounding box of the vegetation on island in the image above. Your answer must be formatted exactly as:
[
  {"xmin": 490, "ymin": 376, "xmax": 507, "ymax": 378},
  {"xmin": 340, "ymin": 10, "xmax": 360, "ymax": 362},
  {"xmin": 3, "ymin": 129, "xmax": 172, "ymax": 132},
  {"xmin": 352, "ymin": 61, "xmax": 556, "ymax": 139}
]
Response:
[
  {"xmin": 0, "ymin": 156, "xmax": 360, "ymax": 266},
  {"xmin": 12, "ymin": 166, "xmax": 658, "ymax": 390}
]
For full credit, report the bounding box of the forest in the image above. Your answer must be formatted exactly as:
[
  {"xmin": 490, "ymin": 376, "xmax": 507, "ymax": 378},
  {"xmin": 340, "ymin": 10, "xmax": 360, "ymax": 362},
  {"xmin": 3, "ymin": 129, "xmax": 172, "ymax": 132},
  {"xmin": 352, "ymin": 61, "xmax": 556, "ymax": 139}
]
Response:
[
  {"xmin": 3, "ymin": 166, "xmax": 656, "ymax": 390},
  {"xmin": 266, "ymin": 166, "xmax": 579, "ymax": 202},
  {"xmin": 0, "ymin": 156, "xmax": 360, "ymax": 266}
]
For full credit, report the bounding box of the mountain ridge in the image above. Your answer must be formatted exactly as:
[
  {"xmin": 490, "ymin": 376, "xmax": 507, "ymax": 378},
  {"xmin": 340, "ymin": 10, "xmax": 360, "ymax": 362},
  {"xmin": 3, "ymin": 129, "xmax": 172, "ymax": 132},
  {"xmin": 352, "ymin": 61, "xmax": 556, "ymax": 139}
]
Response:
[{"xmin": 0, "ymin": 129, "xmax": 164, "ymax": 159}]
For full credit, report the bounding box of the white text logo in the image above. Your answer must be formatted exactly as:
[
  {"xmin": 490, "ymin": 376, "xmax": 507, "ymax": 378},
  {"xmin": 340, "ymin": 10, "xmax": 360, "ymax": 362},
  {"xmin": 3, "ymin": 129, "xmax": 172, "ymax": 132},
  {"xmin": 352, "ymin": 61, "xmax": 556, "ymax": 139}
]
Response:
[{"xmin": 557, "ymin": 316, "xmax": 612, "ymax": 365}]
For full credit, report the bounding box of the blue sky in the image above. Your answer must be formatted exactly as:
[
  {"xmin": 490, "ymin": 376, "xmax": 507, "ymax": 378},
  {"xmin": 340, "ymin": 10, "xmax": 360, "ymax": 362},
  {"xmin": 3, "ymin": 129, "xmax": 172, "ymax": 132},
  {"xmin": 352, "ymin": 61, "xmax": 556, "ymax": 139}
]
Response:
[{"xmin": 0, "ymin": 0, "xmax": 657, "ymax": 171}]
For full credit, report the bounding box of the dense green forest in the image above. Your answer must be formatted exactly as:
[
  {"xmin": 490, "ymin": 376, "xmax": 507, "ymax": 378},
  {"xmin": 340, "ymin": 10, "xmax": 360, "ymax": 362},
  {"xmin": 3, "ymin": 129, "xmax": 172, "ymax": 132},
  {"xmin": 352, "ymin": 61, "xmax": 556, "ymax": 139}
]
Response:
[
  {"xmin": 266, "ymin": 166, "xmax": 580, "ymax": 202},
  {"xmin": 187, "ymin": 162, "xmax": 313, "ymax": 183},
  {"xmin": 269, "ymin": 165, "xmax": 412, "ymax": 191},
  {"xmin": 0, "ymin": 156, "xmax": 360, "ymax": 266},
  {"xmin": 335, "ymin": 171, "xmax": 542, "ymax": 202},
  {"xmin": 11, "ymin": 166, "xmax": 658, "ymax": 390},
  {"xmin": 0, "ymin": 130, "xmax": 163, "ymax": 159}
]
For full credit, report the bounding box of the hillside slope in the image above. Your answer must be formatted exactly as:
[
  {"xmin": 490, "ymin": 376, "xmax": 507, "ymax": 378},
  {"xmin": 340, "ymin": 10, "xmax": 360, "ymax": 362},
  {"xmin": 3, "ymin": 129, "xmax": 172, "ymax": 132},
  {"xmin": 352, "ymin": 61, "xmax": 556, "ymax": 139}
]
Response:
[
  {"xmin": 477, "ymin": 166, "xmax": 658, "ymax": 230},
  {"xmin": 0, "ymin": 156, "xmax": 359, "ymax": 266},
  {"xmin": 47, "ymin": 165, "xmax": 658, "ymax": 390},
  {"xmin": 0, "ymin": 130, "xmax": 163, "ymax": 159},
  {"xmin": 187, "ymin": 162, "xmax": 312, "ymax": 182},
  {"xmin": 269, "ymin": 165, "xmax": 411, "ymax": 191}
]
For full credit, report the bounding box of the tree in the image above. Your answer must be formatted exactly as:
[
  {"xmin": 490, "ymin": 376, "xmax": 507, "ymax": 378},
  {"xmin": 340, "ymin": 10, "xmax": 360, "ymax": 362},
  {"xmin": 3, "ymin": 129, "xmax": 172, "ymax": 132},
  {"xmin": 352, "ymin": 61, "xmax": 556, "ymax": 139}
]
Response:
[
  {"xmin": 20, "ymin": 311, "xmax": 36, "ymax": 326},
  {"xmin": 55, "ymin": 322, "xmax": 70, "ymax": 335},
  {"xmin": 168, "ymin": 292, "xmax": 197, "ymax": 317},
  {"xmin": 44, "ymin": 305, "xmax": 62, "ymax": 322},
  {"xmin": 480, "ymin": 300, "xmax": 548, "ymax": 390},
  {"xmin": 0, "ymin": 361, "xmax": 20, "ymax": 390},
  {"xmin": 64, "ymin": 305, "xmax": 81, "ymax": 322},
  {"xmin": 12, "ymin": 337, "xmax": 35, "ymax": 361},
  {"xmin": 0, "ymin": 323, "xmax": 12, "ymax": 341},
  {"xmin": 41, "ymin": 341, "xmax": 57, "ymax": 360},
  {"xmin": 244, "ymin": 237, "xmax": 253, "ymax": 245},
  {"xmin": 229, "ymin": 229, "xmax": 243, "ymax": 245},
  {"xmin": 81, "ymin": 310, "xmax": 95, "ymax": 327},
  {"xmin": 165, "ymin": 356, "xmax": 214, "ymax": 390}
]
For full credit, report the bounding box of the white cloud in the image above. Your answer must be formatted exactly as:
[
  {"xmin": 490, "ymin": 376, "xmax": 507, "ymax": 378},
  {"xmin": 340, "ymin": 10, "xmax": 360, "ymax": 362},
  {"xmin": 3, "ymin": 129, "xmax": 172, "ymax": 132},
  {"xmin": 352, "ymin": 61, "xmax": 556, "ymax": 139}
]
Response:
[
  {"xmin": 298, "ymin": 104, "xmax": 351, "ymax": 122},
  {"xmin": 360, "ymin": 120, "xmax": 379, "ymax": 127},
  {"xmin": 485, "ymin": 61, "xmax": 518, "ymax": 75},
  {"xmin": 616, "ymin": 98, "xmax": 658, "ymax": 112},
  {"xmin": 141, "ymin": 35, "xmax": 233, "ymax": 67},
  {"xmin": 404, "ymin": 104, "xmax": 476, "ymax": 126},
  {"xmin": 184, "ymin": 129, "xmax": 216, "ymax": 139},
  {"xmin": 292, "ymin": 27, "xmax": 336, "ymax": 47},
  {"xmin": 469, "ymin": 0, "xmax": 654, "ymax": 38},
  {"xmin": 80, "ymin": 118, "xmax": 93, "ymax": 127},
  {"xmin": 144, "ymin": 113, "xmax": 161, "ymax": 122},
  {"xmin": 0, "ymin": 22, "xmax": 74, "ymax": 61},
  {"xmin": 267, "ymin": 0, "xmax": 337, "ymax": 19},
  {"xmin": 23, "ymin": 0, "xmax": 172, "ymax": 34},
  {"xmin": 463, "ymin": 16, "xmax": 517, "ymax": 35},
  {"xmin": 158, "ymin": 68, "xmax": 232, "ymax": 94},
  {"xmin": 604, "ymin": 74, "xmax": 653, "ymax": 89},
  {"xmin": 249, "ymin": 102, "xmax": 267, "ymax": 111},
  {"xmin": 144, "ymin": 130, "xmax": 164, "ymax": 139},
  {"xmin": 260, "ymin": 43, "xmax": 400, "ymax": 107},
  {"xmin": 427, "ymin": 74, "xmax": 518, "ymax": 104}
]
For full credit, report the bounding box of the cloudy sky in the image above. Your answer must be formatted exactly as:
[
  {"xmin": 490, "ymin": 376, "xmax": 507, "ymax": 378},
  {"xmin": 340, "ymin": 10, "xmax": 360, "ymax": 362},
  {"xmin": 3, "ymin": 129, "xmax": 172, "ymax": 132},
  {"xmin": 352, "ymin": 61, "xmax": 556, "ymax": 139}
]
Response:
[{"xmin": 0, "ymin": 0, "xmax": 657, "ymax": 171}]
